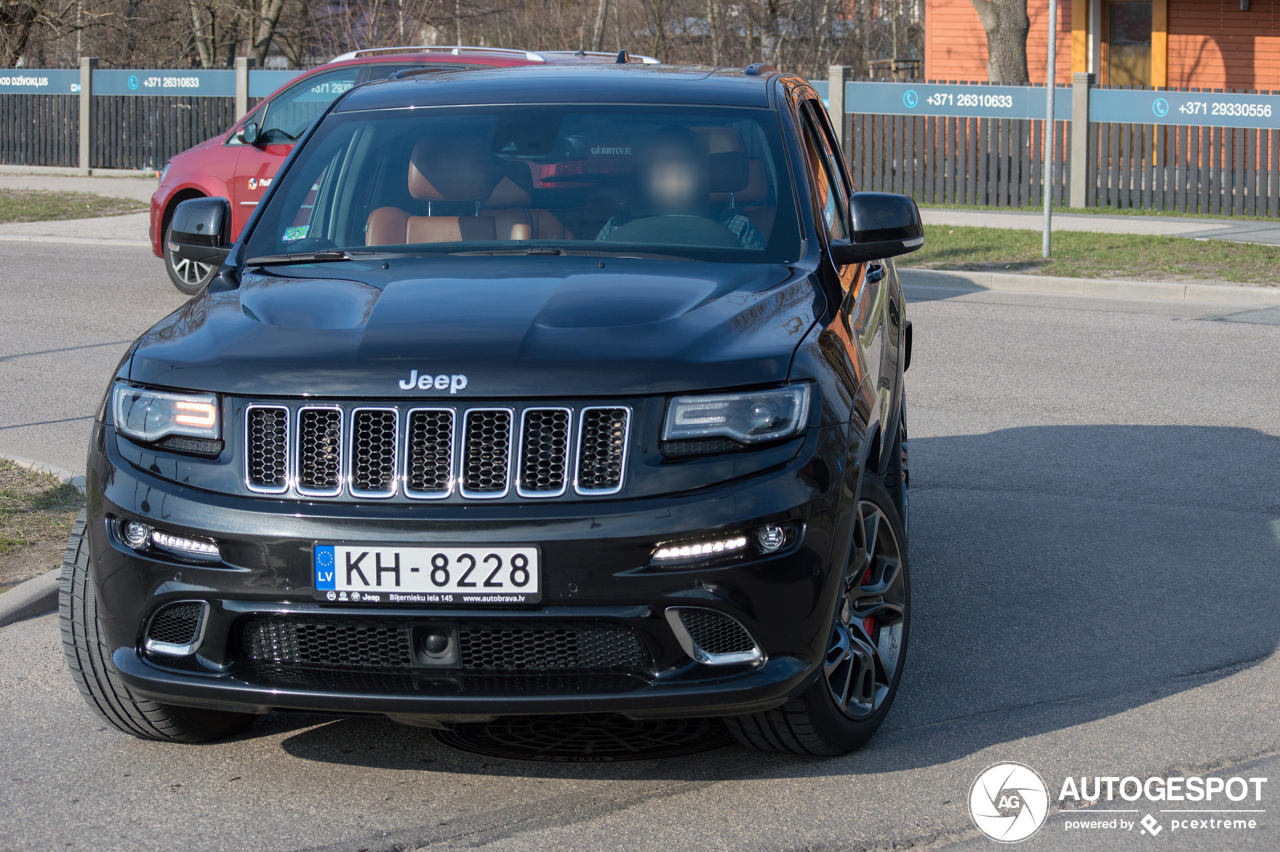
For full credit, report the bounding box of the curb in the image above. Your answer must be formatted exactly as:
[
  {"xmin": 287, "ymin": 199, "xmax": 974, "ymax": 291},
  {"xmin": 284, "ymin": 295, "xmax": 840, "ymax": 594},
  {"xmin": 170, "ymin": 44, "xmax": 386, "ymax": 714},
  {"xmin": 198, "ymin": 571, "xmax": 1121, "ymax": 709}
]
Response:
[
  {"xmin": 0, "ymin": 454, "xmax": 82, "ymax": 627},
  {"xmin": 900, "ymin": 268, "xmax": 1280, "ymax": 305},
  {"xmin": 0, "ymin": 165, "xmax": 156, "ymax": 178},
  {"xmin": 0, "ymin": 568, "xmax": 60, "ymax": 629},
  {"xmin": 0, "ymin": 234, "xmax": 151, "ymax": 248},
  {"xmin": 1, "ymin": 453, "xmax": 86, "ymax": 492}
]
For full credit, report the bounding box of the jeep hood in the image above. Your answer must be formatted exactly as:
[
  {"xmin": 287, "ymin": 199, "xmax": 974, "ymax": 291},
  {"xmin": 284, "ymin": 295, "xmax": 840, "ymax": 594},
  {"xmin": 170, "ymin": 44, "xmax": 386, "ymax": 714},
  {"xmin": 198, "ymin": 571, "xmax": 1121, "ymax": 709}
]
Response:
[{"xmin": 127, "ymin": 256, "xmax": 821, "ymax": 398}]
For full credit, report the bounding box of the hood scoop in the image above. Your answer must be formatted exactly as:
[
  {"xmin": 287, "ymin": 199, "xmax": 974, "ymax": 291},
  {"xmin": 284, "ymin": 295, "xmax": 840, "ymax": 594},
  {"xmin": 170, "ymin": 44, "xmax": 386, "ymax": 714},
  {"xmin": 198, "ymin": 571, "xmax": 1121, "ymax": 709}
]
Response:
[
  {"xmin": 534, "ymin": 274, "xmax": 722, "ymax": 329},
  {"xmin": 239, "ymin": 273, "xmax": 382, "ymax": 330}
]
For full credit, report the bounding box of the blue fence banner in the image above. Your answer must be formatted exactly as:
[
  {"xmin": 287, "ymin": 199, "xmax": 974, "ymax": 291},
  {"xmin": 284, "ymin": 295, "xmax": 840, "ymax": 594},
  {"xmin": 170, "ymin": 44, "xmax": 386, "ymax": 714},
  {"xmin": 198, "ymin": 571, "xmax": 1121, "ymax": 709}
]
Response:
[
  {"xmin": 0, "ymin": 69, "xmax": 81, "ymax": 95},
  {"xmin": 91, "ymin": 69, "xmax": 235, "ymax": 97},
  {"xmin": 1090, "ymin": 88, "xmax": 1280, "ymax": 130},
  {"xmin": 843, "ymin": 81, "xmax": 1072, "ymax": 121},
  {"xmin": 249, "ymin": 69, "xmax": 305, "ymax": 99}
]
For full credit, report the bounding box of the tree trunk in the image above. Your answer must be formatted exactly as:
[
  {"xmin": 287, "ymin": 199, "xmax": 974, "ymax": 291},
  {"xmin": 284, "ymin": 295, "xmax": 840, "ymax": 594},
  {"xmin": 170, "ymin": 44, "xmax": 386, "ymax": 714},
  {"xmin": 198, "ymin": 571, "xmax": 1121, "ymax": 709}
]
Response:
[
  {"xmin": 250, "ymin": 0, "xmax": 286, "ymax": 65},
  {"xmin": 188, "ymin": 0, "xmax": 213, "ymax": 68},
  {"xmin": 967, "ymin": 0, "xmax": 1030, "ymax": 83},
  {"xmin": 0, "ymin": 2, "xmax": 39, "ymax": 66},
  {"xmin": 592, "ymin": 0, "xmax": 608, "ymax": 51}
]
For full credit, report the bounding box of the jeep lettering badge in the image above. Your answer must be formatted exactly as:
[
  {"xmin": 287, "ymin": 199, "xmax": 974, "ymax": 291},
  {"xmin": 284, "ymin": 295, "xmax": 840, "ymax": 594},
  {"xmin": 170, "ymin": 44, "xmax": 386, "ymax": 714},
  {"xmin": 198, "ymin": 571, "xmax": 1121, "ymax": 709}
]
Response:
[{"xmin": 398, "ymin": 370, "xmax": 468, "ymax": 394}]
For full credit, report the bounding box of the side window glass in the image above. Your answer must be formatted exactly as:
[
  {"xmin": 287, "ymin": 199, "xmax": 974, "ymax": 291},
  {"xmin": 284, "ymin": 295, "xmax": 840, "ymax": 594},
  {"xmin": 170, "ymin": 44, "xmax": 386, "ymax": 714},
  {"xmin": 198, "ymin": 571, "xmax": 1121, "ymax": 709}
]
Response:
[
  {"xmin": 259, "ymin": 69, "xmax": 361, "ymax": 145},
  {"xmin": 806, "ymin": 99, "xmax": 854, "ymax": 199},
  {"xmin": 799, "ymin": 109, "xmax": 849, "ymax": 242}
]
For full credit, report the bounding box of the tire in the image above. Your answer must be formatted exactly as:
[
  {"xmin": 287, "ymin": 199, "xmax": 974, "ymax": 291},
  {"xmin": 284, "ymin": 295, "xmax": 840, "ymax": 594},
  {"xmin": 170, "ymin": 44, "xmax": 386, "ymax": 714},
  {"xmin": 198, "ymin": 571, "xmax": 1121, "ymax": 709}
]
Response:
[
  {"xmin": 163, "ymin": 220, "xmax": 217, "ymax": 295},
  {"xmin": 59, "ymin": 511, "xmax": 257, "ymax": 743},
  {"xmin": 889, "ymin": 398, "xmax": 909, "ymax": 537},
  {"xmin": 726, "ymin": 476, "xmax": 910, "ymax": 756}
]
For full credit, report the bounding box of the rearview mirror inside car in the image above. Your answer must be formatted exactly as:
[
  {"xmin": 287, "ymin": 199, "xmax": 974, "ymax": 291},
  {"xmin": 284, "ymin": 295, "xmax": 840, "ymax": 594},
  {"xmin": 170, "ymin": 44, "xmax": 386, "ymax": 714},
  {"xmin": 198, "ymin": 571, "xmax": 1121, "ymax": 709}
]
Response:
[
  {"xmin": 169, "ymin": 197, "xmax": 232, "ymax": 268},
  {"xmin": 829, "ymin": 192, "xmax": 924, "ymax": 265},
  {"xmin": 239, "ymin": 122, "xmax": 260, "ymax": 146}
]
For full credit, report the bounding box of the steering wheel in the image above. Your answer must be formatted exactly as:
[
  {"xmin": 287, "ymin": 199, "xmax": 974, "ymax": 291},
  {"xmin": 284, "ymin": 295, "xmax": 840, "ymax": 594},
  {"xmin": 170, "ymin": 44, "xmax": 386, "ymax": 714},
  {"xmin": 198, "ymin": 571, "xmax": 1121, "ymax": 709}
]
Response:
[{"xmin": 603, "ymin": 215, "xmax": 742, "ymax": 248}]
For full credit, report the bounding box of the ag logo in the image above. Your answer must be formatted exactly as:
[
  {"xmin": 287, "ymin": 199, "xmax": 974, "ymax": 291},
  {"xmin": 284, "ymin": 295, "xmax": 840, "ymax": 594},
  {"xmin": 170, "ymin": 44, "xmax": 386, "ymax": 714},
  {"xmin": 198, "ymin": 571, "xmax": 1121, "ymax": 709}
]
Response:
[{"xmin": 969, "ymin": 762, "xmax": 1050, "ymax": 843}]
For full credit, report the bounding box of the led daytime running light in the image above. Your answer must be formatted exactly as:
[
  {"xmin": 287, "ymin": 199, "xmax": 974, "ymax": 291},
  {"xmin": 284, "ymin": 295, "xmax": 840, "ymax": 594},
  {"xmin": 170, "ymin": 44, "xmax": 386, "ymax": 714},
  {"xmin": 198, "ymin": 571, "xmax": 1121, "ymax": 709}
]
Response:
[
  {"xmin": 654, "ymin": 536, "xmax": 749, "ymax": 561},
  {"xmin": 150, "ymin": 530, "xmax": 220, "ymax": 556}
]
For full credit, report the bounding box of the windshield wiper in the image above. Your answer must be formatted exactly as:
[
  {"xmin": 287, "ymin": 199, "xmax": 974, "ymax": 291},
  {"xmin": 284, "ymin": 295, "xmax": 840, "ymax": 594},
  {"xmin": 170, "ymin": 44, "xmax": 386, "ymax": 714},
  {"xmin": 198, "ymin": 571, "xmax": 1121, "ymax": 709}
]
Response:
[{"xmin": 247, "ymin": 249, "xmax": 357, "ymax": 266}]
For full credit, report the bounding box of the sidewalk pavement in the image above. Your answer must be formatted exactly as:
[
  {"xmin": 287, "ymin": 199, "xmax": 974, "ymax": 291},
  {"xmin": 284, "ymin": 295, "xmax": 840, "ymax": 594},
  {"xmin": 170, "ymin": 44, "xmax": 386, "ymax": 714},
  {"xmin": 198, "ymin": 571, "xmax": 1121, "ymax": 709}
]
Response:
[
  {"xmin": 0, "ymin": 173, "xmax": 156, "ymax": 203},
  {"xmin": 0, "ymin": 174, "xmax": 154, "ymax": 247},
  {"xmin": 921, "ymin": 207, "xmax": 1280, "ymax": 244}
]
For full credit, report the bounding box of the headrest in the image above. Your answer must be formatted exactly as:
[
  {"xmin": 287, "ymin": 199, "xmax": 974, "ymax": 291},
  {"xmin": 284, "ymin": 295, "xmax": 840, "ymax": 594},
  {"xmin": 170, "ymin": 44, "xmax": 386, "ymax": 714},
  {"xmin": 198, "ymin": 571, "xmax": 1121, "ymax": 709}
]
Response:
[
  {"xmin": 484, "ymin": 176, "xmax": 532, "ymax": 208},
  {"xmin": 696, "ymin": 126, "xmax": 745, "ymax": 154},
  {"xmin": 409, "ymin": 137, "xmax": 497, "ymax": 201},
  {"xmin": 711, "ymin": 157, "xmax": 767, "ymax": 204},
  {"xmin": 709, "ymin": 151, "xmax": 749, "ymax": 193}
]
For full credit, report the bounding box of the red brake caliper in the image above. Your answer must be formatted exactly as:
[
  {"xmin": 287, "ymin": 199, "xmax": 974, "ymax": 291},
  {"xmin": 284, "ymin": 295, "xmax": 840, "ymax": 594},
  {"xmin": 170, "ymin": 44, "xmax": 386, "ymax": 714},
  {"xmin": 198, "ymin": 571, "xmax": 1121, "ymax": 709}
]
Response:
[{"xmin": 861, "ymin": 563, "xmax": 876, "ymax": 641}]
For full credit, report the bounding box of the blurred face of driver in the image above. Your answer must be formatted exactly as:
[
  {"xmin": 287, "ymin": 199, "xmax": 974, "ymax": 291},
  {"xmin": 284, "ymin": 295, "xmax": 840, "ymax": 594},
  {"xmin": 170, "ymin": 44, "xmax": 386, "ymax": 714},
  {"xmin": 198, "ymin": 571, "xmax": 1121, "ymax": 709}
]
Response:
[{"xmin": 647, "ymin": 146, "xmax": 699, "ymax": 209}]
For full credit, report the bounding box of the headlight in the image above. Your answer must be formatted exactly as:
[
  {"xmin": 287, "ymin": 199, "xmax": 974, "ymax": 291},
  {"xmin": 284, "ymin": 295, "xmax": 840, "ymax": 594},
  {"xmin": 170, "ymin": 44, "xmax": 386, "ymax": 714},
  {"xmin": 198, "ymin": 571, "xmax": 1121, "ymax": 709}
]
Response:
[
  {"xmin": 158, "ymin": 162, "xmax": 171, "ymax": 184},
  {"xmin": 111, "ymin": 382, "xmax": 220, "ymax": 443},
  {"xmin": 663, "ymin": 385, "xmax": 810, "ymax": 445}
]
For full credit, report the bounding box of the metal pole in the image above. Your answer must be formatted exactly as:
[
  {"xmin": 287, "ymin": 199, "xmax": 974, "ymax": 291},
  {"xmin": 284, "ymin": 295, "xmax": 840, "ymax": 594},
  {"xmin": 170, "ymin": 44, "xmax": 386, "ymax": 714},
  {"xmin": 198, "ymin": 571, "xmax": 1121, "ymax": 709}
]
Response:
[{"xmin": 1042, "ymin": 0, "xmax": 1059, "ymax": 257}]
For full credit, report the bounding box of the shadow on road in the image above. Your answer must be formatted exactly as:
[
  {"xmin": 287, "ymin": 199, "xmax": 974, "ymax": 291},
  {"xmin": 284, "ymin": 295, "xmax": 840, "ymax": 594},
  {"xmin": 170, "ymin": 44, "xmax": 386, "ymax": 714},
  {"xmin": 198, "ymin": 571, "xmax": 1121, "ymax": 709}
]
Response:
[{"xmin": 271, "ymin": 424, "xmax": 1279, "ymax": 781}]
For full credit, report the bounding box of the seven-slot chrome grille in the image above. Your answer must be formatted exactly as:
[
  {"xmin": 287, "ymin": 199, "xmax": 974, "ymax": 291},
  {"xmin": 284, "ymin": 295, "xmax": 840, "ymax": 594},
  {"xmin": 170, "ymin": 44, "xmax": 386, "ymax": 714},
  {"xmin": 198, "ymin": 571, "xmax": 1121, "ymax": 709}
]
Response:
[{"xmin": 244, "ymin": 401, "xmax": 631, "ymax": 501}]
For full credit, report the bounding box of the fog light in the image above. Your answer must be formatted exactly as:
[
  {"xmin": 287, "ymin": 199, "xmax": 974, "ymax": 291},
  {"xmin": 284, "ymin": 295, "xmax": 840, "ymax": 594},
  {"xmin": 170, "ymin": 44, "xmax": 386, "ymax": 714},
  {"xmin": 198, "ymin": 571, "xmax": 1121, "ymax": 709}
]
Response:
[
  {"xmin": 149, "ymin": 530, "xmax": 220, "ymax": 557},
  {"xmin": 654, "ymin": 536, "xmax": 749, "ymax": 561},
  {"xmin": 755, "ymin": 524, "xmax": 786, "ymax": 552},
  {"xmin": 123, "ymin": 521, "xmax": 151, "ymax": 549}
]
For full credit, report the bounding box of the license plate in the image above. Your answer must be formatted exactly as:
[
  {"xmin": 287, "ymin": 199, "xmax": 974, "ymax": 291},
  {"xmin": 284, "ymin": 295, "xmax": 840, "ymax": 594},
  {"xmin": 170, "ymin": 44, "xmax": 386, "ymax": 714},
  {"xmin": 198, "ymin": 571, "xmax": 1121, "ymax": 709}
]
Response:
[{"xmin": 313, "ymin": 544, "xmax": 541, "ymax": 605}]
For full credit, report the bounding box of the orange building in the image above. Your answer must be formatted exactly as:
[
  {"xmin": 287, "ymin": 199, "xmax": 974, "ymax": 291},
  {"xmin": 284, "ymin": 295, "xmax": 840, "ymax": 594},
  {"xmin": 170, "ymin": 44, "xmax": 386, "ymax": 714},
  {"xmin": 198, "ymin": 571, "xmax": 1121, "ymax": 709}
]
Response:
[{"xmin": 924, "ymin": 0, "xmax": 1280, "ymax": 89}]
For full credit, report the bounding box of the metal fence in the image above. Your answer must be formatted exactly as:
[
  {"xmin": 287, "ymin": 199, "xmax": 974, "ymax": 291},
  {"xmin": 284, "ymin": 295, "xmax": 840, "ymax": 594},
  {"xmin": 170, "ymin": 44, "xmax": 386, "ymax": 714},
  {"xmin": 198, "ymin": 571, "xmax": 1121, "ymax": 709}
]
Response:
[
  {"xmin": 4, "ymin": 63, "xmax": 1280, "ymax": 219},
  {"xmin": 90, "ymin": 95, "xmax": 237, "ymax": 170},
  {"xmin": 839, "ymin": 77, "xmax": 1280, "ymax": 216},
  {"xmin": 0, "ymin": 62, "xmax": 296, "ymax": 171}
]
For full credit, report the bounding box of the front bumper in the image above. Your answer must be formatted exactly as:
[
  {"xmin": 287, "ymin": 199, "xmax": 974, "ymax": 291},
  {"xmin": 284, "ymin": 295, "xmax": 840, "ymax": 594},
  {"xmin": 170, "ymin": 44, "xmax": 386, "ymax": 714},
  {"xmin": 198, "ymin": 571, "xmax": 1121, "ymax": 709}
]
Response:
[{"xmin": 88, "ymin": 421, "xmax": 853, "ymax": 721}]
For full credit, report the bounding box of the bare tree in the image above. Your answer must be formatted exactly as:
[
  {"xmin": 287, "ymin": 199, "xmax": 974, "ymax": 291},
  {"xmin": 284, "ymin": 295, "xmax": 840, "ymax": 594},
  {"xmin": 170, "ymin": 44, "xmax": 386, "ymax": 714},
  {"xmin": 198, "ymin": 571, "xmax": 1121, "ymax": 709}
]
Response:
[{"xmin": 966, "ymin": 0, "xmax": 1028, "ymax": 82}]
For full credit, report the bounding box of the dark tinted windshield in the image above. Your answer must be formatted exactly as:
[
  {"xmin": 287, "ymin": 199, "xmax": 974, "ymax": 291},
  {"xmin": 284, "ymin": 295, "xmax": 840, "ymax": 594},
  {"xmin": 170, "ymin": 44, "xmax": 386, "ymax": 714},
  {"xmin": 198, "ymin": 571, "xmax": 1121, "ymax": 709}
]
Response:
[{"xmin": 245, "ymin": 104, "xmax": 800, "ymax": 264}]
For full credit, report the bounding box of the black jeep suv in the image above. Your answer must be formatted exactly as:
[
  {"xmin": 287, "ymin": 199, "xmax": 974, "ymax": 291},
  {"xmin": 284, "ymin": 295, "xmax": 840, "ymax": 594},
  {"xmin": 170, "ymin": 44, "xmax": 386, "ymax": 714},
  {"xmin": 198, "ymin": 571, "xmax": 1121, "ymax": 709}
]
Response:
[{"xmin": 62, "ymin": 63, "xmax": 921, "ymax": 756}]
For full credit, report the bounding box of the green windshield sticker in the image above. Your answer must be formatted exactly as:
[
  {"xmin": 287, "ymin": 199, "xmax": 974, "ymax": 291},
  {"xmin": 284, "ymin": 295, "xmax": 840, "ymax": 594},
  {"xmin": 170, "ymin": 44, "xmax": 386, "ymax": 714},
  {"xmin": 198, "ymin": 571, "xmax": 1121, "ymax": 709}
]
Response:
[{"xmin": 283, "ymin": 225, "xmax": 309, "ymax": 241}]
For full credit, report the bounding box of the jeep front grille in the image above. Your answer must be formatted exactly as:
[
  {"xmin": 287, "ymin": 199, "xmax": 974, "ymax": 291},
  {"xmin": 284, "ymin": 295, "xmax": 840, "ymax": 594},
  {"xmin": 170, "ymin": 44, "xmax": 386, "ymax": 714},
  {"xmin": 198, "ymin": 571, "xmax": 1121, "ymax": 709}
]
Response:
[
  {"xmin": 576, "ymin": 407, "xmax": 630, "ymax": 494},
  {"xmin": 245, "ymin": 405, "xmax": 289, "ymax": 493},
  {"xmin": 461, "ymin": 408, "xmax": 513, "ymax": 498},
  {"xmin": 241, "ymin": 400, "xmax": 630, "ymax": 501},
  {"xmin": 350, "ymin": 408, "xmax": 398, "ymax": 497},
  {"xmin": 518, "ymin": 408, "xmax": 571, "ymax": 497},
  {"xmin": 405, "ymin": 408, "xmax": 454, "ymax": 497},
  {"xmin": 297, "ymin": 407, "xmax": 343, "ymax": 496}
]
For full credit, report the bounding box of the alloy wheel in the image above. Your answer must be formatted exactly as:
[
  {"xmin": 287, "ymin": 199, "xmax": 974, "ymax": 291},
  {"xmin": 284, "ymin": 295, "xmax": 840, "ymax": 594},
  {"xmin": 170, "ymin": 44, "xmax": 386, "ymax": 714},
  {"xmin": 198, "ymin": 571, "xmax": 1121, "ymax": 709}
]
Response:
[
  {"xmin": 170, "ymin": 250, "xmax": 212, "ymax": 289},
  {"xmin": 823, "ymin": 498, "xmax": 908, "ymax": 719}
]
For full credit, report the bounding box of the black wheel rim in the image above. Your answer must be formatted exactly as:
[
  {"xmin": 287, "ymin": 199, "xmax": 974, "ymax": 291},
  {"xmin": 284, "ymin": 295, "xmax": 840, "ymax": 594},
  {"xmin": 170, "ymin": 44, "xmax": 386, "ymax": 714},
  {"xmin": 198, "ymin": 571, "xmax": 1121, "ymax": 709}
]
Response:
[{"xmin": 824, "ymin": 498, "xmax": 907, "ymax": 720}]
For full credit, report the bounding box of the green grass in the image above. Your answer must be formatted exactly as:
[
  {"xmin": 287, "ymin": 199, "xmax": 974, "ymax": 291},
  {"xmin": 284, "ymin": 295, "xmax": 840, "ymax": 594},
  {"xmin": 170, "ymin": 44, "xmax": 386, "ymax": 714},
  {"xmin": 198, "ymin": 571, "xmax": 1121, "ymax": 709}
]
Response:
[
  {"xmin": 0, "ymin": 461, "xmax": 83, "ymax": 557},
  {"xmin": 911, "ymin": 225, "xmax": 1280, "ymax": 284},
  {"xmin": 0, "ymin": 189, "xmax": 147, "ymax": 224},
  {"xmin": 919, "ymin": 202, "xmax": 1279, "ymax": 222}
]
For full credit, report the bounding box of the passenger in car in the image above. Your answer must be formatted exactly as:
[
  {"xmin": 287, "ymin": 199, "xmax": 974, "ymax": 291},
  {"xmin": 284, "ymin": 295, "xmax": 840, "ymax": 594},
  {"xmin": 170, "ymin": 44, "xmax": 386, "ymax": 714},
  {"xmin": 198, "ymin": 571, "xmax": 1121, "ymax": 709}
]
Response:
[{"xmin": 595, "ymin": 127, "xmax": 766, "ymax": 249}]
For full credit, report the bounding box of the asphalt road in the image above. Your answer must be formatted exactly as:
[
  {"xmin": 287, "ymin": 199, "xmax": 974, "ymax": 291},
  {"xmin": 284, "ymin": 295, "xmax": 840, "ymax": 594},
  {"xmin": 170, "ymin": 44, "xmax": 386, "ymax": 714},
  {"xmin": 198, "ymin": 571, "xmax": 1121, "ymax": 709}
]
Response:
[{"xmin": 1, "ymin": 242, "xmax": 1278, "ymax": 852}]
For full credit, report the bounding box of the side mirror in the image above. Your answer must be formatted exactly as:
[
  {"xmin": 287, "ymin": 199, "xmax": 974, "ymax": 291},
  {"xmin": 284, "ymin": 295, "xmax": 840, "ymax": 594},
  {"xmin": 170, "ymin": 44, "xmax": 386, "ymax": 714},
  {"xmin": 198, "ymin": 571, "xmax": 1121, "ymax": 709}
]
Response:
[
  {"xmin": 239, "ymin": 122, "xmax": 260, "ymax": 146},
  {"xmin": 169, "ymin": 197, "xmax": 232, "ymax": 268},
  {"xmin": 829, "ymin": 192, "xmax": 924, "ymax": 265}
]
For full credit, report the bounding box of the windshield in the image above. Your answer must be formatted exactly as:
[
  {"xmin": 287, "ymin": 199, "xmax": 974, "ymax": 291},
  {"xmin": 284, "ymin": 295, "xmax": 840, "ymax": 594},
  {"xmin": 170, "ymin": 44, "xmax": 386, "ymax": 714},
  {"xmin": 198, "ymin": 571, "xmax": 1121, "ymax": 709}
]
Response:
[{"xmin": 245, "ymin": 104, "xmax": 801, "ymax": 264}]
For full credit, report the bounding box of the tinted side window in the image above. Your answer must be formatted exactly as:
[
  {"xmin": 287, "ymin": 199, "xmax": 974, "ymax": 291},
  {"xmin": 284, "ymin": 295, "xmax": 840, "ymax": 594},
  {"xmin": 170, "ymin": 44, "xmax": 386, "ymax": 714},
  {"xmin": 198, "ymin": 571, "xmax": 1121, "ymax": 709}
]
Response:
[
  {"xmin": 798, "ymin": 107, "xmax": 849, "ymax": 242},
  {"xmin": 806, "ymin": 99, "xmax": 854, "ymax": 197},
  {"xmin": 259, "ymin": 69, "xmax": 361, "ymax": 144}
]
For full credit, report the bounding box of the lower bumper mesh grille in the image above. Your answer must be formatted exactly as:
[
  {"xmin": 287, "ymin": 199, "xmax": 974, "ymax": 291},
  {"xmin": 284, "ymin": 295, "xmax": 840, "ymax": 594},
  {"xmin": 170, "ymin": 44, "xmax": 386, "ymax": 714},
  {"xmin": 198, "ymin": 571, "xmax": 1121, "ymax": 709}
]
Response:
[{"xmin": 237, "ymin": 616, "xmax": 649, "ymax": 673}]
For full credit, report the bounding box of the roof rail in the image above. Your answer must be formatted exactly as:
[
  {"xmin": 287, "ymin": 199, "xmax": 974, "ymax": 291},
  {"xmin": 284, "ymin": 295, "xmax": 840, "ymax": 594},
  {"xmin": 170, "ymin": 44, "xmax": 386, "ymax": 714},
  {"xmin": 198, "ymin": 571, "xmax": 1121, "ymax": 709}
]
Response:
[
  {"xmin": 330, "ymin": 46, "xmax": 548, "ymax": 63},
  {"xmin": 744, "ymin": 63, "xmax": 778, "ymax": 76},
  {"xmin": 540, "ymin": 49, "xmax": 661, "ymax": 65}
]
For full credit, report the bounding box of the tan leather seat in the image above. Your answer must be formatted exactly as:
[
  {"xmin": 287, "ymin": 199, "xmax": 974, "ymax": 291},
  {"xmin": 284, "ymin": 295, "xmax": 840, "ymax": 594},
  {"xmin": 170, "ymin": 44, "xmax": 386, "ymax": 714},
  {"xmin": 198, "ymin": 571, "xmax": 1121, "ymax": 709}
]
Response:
[
  {"xmin": 367, "ymin": 136, "xmax": 499, "ymax": 246},
  {"xmin": 482, "ymin": 176, "xmax": 573, "ymax": 240}
]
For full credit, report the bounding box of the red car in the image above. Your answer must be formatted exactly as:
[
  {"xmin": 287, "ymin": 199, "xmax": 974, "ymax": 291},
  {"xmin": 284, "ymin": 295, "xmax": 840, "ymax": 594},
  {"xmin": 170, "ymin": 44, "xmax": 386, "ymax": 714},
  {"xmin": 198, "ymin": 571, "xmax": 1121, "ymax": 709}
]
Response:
[{"xmin": 150, "ymin": 46, "xmax": 657, "ymax": 293}]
